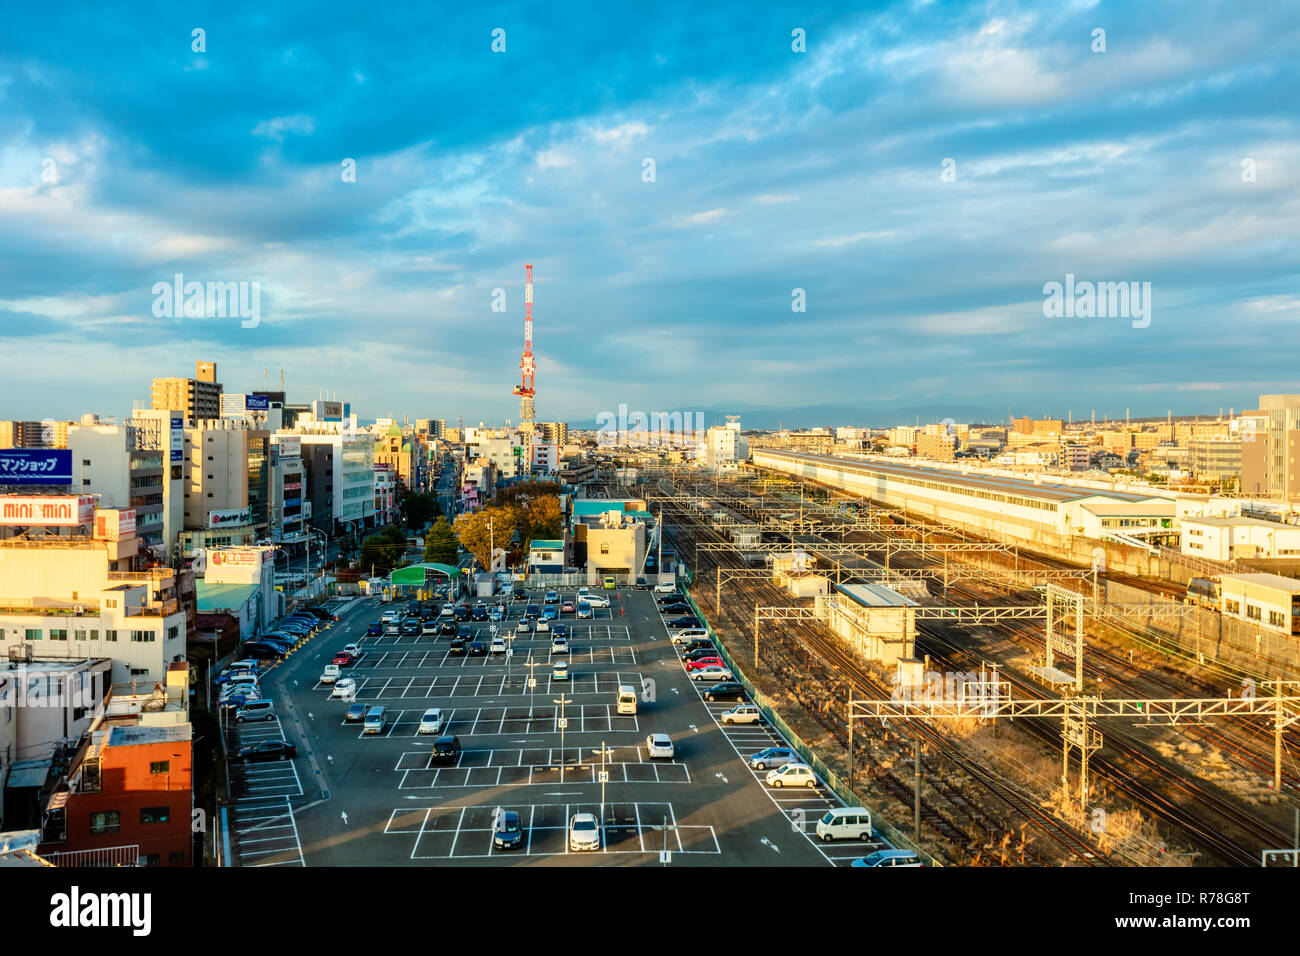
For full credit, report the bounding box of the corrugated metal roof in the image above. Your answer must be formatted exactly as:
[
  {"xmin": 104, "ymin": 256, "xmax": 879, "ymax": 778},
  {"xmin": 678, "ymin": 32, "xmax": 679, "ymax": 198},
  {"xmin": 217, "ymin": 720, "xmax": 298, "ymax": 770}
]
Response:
[
  {"xmin": 195, "ymin": 581, "xmax": 259, "ymax": 611},
  {"xmin": 835, "ymin": 582, "xmax": 915, "ymax": 607},
  {"xmin": 759, "ymin": 450, "xmax": 1167, "ymax": 505},
  {"xmin": 5, "ymin": 759, "xmax": 52, "ymax": 789},
  {"xmin": 572, "ymin": 501, "xmax": 628, "ymax": 516},
  {"xmin": 107, "ymin": 723, "xmax": 192, "ymax": 747}
]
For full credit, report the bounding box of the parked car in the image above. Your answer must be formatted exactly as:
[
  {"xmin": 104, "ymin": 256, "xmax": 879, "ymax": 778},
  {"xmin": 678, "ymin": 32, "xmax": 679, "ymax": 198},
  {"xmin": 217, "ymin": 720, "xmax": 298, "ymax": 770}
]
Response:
[
  {"xmin": 331, "ymin": 678, "xmax": 357, "ymax": 699},
  {"xmin": 690, "ymin": 664, "xmax": 733, "ymax": 682},
  {"xmin": 489, "ymin": 605, "xmax": 505, "ymax": 621},
  {"xmin": 449, "ymin": 637, "xmax": 468, "ymax": 655},
  {"xmin": 422, "ymin": 620, "xmax": 440, "ymax": 635},
  {"xmin": 816, "ymin": 807, "xmax": 873, "ymax": 842},
  {"xmin": 749, "ymin": 747, "xmax": 800, "ymax": 770},
  {"xmin": 544, "ymin": 590, "xmax": 559, "ymax": 605},
  {"xmin": 342, "ymin": 643, "xmax": 361, "ymax": 658},
  {"xmin": 440, "ymin": 603, "xmax": 455, "ymax": 617},
  {"xmin": 540, "ymin": 605, "xmax": 559, "ymax": 621},
  {"xmin": 681, "ymin": 647, "xmax": 719, "ymax": 664},
  {"xmin": 550, "ymin": 623, "xmax": 568, "ymax": 639},
  {"xmin": 851, "ymin": 850, "xmax": 923, "ymax": 867},
  {"xmin": 702, "ymin": 682, "xmax": 746, "ymax": 703},
  {"xmin": 644, "ymin": 733, "xmax": 674, "ymax": 759},
  {"xmin": 333, "ymin": 651, "xmax": 354, "ymax": 666},
  {"xmin": 516, "ymin": 617, "xmax": 534, "ymax": 634},
  {"xmin": 430, "ymin": 735, "xmax": 461, "ymax": 765},
  {"xmin": 550, "ymin": 636, "xmax": 569, "ymax": 655},
  {"xmin": 576, "ymin": 602, "xmax": 593, "ymax": 619},
  {"xmin": 439, "ymin": 620, "xmax": 458, "ymax": 635},
  {"xmin": 658, "ymin": 602, "xmax": 690, "ymax": 614},
  {"xmin": 472, "ymin": 604, "xmax": 489, "ymax": 621},
  {"xmin": 490, "ymin": 636, "xmax": 507, "ymax": 655},
  {"xmin": 552, "ymin": 659, "xmax": 569, "ymax": 680},
  {"xmin": 525, "ymin": 603, "xmax": 541, "ymax": 618},
  {"xmin": 653, "ymin": 582, "xmax": 677, "ymax": 593},
  {"xmin": 319, "ymin": 664, "xmax": 341, "ymax": 685},
  {"xmin": 238, "ymin": 740, "xmax": 296, "ymax": 764},
  {"xmin": 242, "ymin": 642, "xmax": 284, "ymax": 660},
  {"xmin": 560, "ymin": 600, "xmax": 575, "ymax": 614},
  {"xmin": 666, "ymin": 616, "xmax": 702, "ymax": 630},
  {"xmin": 235, "ymin": 700, "xmax": 276, "ymax": 723},
  {"xmin": 366, "ymin": 621, "xmax": 383, "ymax": 636},
  {"xmin": 583, "ymin": 594, "xmax": 610, "ymax": 609},
  {"xmin": 345, "ymin": 702, "xmax": 367, "ymax": 722},
  {"xmin": 721, "ymin": 704, "xmax": 761, "ymax": 725},
  {"xmin": 469, "ymin": 640, "xmax": 486, "ymax": 656},
  {"xmin": 685, "ymin": 657, "xmax": 725, "ymax": 672},
  {"xmin": 766, "ymin": 763, "xmax": 817, "ymax": 789},
  {"xmin": 535, "ymin": 616, "xmax": 551, "ymax": 633},
  {"xmin": 671, "ymin": 628, "xmax": 710, "ymax": 644},
  {"xmin": 493, "ymin": 810, "xmax": 525, "ymax": 850},
  {"xmin": 568, "ymin": 813, "xmax": 601, "ymax": 851},
  {"xmin": 401, "ymin": 621, "xmax": 421, "ymax": 636},
  {"xmin": 418, "ymin": 708, "xmax": 444, "ymax": 735},
  {"xmin": 453, "ymin": 605, "xmax": 472, "ymax": 622}
]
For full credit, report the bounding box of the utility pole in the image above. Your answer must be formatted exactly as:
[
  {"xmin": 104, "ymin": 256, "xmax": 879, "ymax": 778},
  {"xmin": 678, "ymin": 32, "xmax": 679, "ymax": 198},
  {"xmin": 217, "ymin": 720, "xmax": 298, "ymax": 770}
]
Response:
[
  {"xmin": 913, "ymin": 736, "xmax": 922, "ymax": 841},
  {"xmin": 554, "ymin": 693, "xmax": 573, "ymax": 778}
]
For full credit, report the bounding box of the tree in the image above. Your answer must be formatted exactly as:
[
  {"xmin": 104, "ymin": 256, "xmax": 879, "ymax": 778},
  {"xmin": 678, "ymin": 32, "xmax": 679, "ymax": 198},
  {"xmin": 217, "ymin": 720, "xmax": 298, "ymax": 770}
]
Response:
[
  {"xmin": 400, "ymin": 490, "xmax": 441, "ymax": 529},
  {"xmin": 423, "ymin": 518, "xmax": 459, "ymax": 565},
  {"xmin": 454, "ymin": 506, "xmax": 518, "ymax": 570},
  {"xmin": 520, "ymin": 495, "xmax": 562, "ymax": 549},
  {"xmin": 358, "ymin": 525, "xmax": 406, "ymax": 576}
]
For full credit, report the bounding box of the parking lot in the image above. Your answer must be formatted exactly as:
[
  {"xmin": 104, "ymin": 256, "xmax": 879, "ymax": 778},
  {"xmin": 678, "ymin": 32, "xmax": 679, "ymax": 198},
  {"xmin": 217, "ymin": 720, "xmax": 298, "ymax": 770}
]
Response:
[{"xmin": 230, "ymin": 586, "xmax": 853, "ymax": 866}]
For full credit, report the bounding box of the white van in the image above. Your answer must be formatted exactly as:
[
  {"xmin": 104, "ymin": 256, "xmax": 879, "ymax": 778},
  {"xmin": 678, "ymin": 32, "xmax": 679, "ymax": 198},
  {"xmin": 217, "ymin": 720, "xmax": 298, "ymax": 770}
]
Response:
[
  {"xmin": 816, "ymin": 806, "xmax": 873, "ymax": 842},
  {"xmin": 363, "ymin": 705, "xmax": 387, "ymax": 735},
  {"xmin": 616, "ymin": 684, "xmax": 639, "ymax": 715},
  {"xmin": 235, "ymin": 699, "xmax": 276, "ymax": 723},
  {"xmin": 671, "ymin": 628, "xmax": 709, "ymax": 645}
]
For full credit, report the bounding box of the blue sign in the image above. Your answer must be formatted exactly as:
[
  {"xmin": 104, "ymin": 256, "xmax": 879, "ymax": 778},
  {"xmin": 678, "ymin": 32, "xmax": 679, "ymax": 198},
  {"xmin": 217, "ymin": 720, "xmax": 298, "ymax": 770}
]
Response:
[
  {"xmin": 0, "ymin": 449, "xmax": 73, "ymax": 485},
  {"xmin": 246, "ymin": 395, "xmax": 270, "ymax": 411}
]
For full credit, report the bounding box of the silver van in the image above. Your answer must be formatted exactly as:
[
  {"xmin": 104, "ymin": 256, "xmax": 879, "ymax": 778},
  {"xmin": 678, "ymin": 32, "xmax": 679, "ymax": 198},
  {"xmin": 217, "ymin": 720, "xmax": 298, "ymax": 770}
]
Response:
[
  {"xmin": 235, "ymin": 699, "xmax": 275, "ymax": 723},
  {"xmin": 363, "ymin": 705, "xmax": 387, "ymax": 735},
  {"xmin": 816, "ymin": 806, "xmax": 873, "ymax": 842}
]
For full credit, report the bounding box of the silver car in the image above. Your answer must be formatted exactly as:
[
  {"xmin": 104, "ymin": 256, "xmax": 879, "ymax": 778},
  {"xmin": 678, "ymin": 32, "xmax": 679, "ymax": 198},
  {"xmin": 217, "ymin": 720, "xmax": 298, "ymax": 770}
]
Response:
[{"xmin": 749, "ymin": 747, "xmax": 800, "ymax": 771}]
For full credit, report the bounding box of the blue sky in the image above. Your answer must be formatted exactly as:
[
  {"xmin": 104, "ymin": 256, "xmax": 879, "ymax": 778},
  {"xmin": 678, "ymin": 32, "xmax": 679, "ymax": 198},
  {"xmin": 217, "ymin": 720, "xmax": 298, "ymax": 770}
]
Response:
[{"xmin": 1, "ymin": 1, "xmax": 1297, "ymax": 426}]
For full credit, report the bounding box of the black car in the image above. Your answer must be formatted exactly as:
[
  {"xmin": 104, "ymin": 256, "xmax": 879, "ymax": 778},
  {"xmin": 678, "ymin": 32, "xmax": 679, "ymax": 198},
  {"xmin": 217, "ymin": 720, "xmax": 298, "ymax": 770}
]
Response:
[
  {"xmin": 449, "ymin": 637, "xmax": 467, "ymax": 654},
  {"xmin": 430, "ymin": 735, "xmax": 461, "ymax": 765},
  {"xmin": 681, "ymin": 639, "xmax": 714, "ymax": 655},
  {"xmin": 468, "ymin": 640, "xmax": 486, "ymax": 656},
  {"xmin": 299, "ymin": 607, "xmax": 335, "ymax": 622},
  {"xmin": 453, "ymin": 605, "xmax": 472, "ymax": 622},
  {"xmin": 439, "ymin": 620, "xmax": 458, "ymax": 636},
  {"xmin": 471, "ymin": 604, "xmax": 489, "ymax": 621},
  {"xmin": 493, "ymin": 810, "xmax": 524, "ymax": 850},
  {"xmin": 400, "ymin": 621, "xmax": 422, "ymax": 636},
  {"xmin": 635, "ymin": 577, "xmax": 648, "ymax": 589},
  {"xmin": 242, "ymin": 642, "xmax": 284, "ymax": 660},
  {"xmin": 512, "ymin": 586, "xmax": 526, "ymax": 600},
  {"xmin": 659, "ymin": 602, "xmax": 690, "ymax": 614},
  {"xmin": 666, "ymin": 616, "xmax": 702, "ymax": 629},
  {"xmin": 682, "ymin": 647, "xmax": 721, "ymax": 664},
  {"xmin": 702, "ymin": 681, "xmax": 747, "ymax": 702},
  {"xmin": 238, "ymin": 740, "xmax": 296, "ymax": 764}
]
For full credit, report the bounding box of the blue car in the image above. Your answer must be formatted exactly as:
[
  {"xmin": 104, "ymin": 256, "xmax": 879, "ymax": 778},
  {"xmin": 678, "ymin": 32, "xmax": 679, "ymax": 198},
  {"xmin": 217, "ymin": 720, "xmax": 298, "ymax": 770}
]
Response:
[
  {"xmin": 367, "ymin": 621, "xmax": 383, "ymax": 636},
  {"xmin": 550, "ymin": 623, "xmax": 568, "ymax": 639},
  {"xmin": 541, "ymin": 606, "xmax": 559, "ymax": 621}
]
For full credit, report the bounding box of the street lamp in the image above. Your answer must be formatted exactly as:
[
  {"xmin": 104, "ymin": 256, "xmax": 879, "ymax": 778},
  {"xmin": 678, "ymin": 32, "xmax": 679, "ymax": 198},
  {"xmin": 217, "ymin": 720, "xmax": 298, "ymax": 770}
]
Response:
[{"xmin": 524, "ymin": 651, "xmax": 543, "ymax": 723}]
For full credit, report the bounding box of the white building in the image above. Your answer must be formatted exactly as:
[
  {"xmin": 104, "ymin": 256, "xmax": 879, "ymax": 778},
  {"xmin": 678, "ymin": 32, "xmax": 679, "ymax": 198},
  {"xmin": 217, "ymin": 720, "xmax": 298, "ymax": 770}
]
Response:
[
  {"xmin": 297, "ymin": 429, "xmax": 376, "ymax": 534},
  {"xmin": 1181, "ymin": 516, "xmax": 1300, "ymax": 561},
  {"xmin": 466, "ymin": 436, "xmax": 520, "ymax": 481},
  {"xmin": 1219, "ymin": 572, "xmax": 1300, "ymax": 636},
  {"xmin": 704, "ymin": 421, "xmax": 748, "ymax": 471}
]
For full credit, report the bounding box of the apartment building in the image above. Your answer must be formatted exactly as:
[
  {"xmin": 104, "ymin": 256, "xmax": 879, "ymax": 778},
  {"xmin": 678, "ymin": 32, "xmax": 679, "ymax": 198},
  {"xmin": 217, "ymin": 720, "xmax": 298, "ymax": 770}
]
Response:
[{"xmin": 150, "ymin": 360, "xmax": 223, "ymax": 421}]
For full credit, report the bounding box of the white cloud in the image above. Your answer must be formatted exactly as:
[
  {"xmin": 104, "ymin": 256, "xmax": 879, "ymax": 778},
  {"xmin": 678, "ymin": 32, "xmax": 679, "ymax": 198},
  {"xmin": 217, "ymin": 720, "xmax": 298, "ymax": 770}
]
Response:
[
  {"xmin": 675, "ymin": 208, "xmax": 730, "ymax": 227},
  {"xmin": 252, "ymin": 114, "xmax": 316, "ymax": 140}
]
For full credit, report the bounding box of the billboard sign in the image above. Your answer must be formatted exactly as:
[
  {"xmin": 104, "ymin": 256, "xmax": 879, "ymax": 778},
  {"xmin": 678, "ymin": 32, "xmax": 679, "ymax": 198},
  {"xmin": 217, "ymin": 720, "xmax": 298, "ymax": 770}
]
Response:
[
  {"xmin": 208, "ymin": 508, "xmax": 251, "ymax": 529},
  {"xmin": 94, "ymin": 508, "xmax": 136, "ymax": 541},
  {"xmin": 245, "ymin": 394, "xmax": 270, "ymax": 411},
  {"xmin": 170, "ymin": 416, "xmax": 184, "ymax": 462},
  {"xmin": 0, "ymin": 449, "xmax": 73, "ymax": 485},
  {"xmin": 273, "ymin": 435, "xmax": 300, "ymax": 458},
  {"xmin": 317, "ymin": 400, "xmax": 343, "ymax": 422},
  {"xmin": 0, "ymin": 494, "xmax": 95, "ymax": 526},
  {"xmin": 209, "ymin": 547, "xmax": 275, "ymax": 567}
]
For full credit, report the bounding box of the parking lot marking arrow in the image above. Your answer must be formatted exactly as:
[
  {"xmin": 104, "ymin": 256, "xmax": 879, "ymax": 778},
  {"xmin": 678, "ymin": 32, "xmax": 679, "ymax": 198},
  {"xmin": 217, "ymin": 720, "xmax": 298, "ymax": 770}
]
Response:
[
  {"xmin": 341, "ymin": 811, "xmax": 349, "ymax": 825},
  {"xmin": 761, "ymin": 837, "xmax": 781, "ymax": 853},
  {"xmin": 714, "ymin": 771, "xmax": 729, "ymax": 783},
  {"xmin": 689, "ymin": 724, "xmax": 698, "ymax": 733}
]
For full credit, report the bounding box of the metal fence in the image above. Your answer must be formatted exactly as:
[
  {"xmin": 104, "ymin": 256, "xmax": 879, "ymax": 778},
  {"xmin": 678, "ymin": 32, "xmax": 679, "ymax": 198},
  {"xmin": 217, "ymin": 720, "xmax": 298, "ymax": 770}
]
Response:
[
  {"xmin": 681, "ymin": 589, "xmax": 937, "ymax": 865},
  {"xmin": 44, "ymin": 844, "xmax": 141, "ymax": 867}
]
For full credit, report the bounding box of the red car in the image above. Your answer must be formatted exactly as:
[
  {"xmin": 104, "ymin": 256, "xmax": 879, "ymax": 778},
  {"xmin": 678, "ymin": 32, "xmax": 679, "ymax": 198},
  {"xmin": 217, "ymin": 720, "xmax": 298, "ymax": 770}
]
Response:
[
  {"xmin": 333, "ymin": 651, "xmax": 354, "ymax": 666},
  {"xmin": 685, "ymin": 657, "xmax": 724, "ymax": 672},
  {"xmin": 561, "ymin": 600, "xmax": 575, "ymax": 614}
]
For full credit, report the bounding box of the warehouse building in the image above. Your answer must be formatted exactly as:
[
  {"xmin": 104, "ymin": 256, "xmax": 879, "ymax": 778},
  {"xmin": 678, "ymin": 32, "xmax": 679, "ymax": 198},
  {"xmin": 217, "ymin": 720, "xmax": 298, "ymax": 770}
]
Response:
[{"xmin": 1219, "ymin": 573, "xmax": 1300, "ymax": 636}]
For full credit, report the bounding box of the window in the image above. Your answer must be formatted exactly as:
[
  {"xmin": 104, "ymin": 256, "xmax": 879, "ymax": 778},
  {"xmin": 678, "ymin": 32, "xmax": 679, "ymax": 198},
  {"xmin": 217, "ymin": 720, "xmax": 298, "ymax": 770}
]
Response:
[
  {"xmin": 104, "ymin": 629, "xmax": 117, "ymax": 642},
  {"xmin": 24, "ymin": 628, "xmax": 42, "ymax": 641},
  {"xmin": 150, "ymin": 760, "xmax": 170, "ymax": 775},
  {"xmin": 89, "ymin": 811, "xmax": 120, "ymax": 835},
  {"xmin": 167, "ymin": 625, "xmax": 179, "ymax": 640},
  {"xmin": 140, "ymin": 807, "xmax": 170, "ymax": 824},
  {"xmin": 1269, "ymin": 610, "xmax": 1285, "ymax": 627},
  {"xmin": 49, "ymin": 629, "xmax": 68, "ymax": 641},
  {"xmin": 1247, "ymin": 604, "xmax": 1262, "ymax": 621},
  {"xmin": 1225, "ymin": 600, "xmax": 1240, "ymax": 615},
  {"xmin": 130, "ymin": 630, "xmax": 155, "ymax": 643},
  {"xmin": 144, "ymin": 854, "xmax": 160, "ymax": 866}
]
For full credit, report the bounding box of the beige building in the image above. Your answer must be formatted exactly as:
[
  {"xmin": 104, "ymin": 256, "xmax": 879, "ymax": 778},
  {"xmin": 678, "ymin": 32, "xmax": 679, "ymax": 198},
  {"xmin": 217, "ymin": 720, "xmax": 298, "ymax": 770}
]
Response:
[
  {"xmin": 151, "ymin": 361, "xmax": 223, "ymax": 421},
  {"xmin": 1219, "ymin": 572, "xmax": 1300, "ymax": 636},
  {"xmin": 182, "ymin": 419, "xmax": 270, "ymax": 538}
]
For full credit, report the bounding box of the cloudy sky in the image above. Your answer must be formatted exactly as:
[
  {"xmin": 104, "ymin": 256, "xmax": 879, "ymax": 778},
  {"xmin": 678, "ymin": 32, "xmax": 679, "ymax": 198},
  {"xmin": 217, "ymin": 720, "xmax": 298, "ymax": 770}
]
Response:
[{"xmin": 1, "ymin": 1, "xmax": 1297, "ymax": 427}]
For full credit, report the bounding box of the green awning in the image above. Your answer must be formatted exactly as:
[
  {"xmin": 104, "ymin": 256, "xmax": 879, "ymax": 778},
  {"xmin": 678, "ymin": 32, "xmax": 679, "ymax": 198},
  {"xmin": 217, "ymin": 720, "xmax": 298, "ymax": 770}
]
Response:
[{"xmin": 390, "ymin": 563, "xmax": 459, "ymax": 586}]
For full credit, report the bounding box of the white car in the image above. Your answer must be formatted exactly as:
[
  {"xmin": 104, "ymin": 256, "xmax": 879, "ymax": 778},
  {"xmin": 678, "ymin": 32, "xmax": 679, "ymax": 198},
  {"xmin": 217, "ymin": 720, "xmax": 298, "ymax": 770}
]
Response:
[
  {"xmin": 721, "ymin": 704, "xmax": 761, "ymax": 725},
  {"xmin": 583, "ymin": 594, "xmax": 610, "ymax": 608},
  {"xmin": 440, "ymin": 603, "xmax": 455, "ymax": 617},
  {"xmin": 552, "ymin": 660, "xmax": 569, "ymax": 681},
  {"xmin": 568, "ymin": 813, "xmax": 601, "ymax": 851},
  {"xmin": 671, "ymin": 628, "xmax": 710, "ymax": 644},
  {"xmin": 342, "ymin": 643, "xmax": 361, "ymax": 658},
  {"xmin": 220, "ymin": 682, "xmax": 259, "ymax": 702},
  {"xmin": 766, "ymin": 762, "xmax": 818, "ymax": 789},
  {"xmin": 516, "ymin": 618, "xmax": 533, "ymax": 633},
  {"xmin": 577, "ymin": 586, "xmax": 590, "ymax": 600},
  {"xmin": 550, "ymin": 636, "xmax": 569, "ymax": 655},
  {"xmin": 418, "ymin": 708, "xmax": 444, "ymax": 734},
  {"xmin": 421, "ymin": 621, "xmax": 439, "ymax": 635},
  {"xmin": 690, "ymin": 664, "xmax": 733, "ymax": 682},
  {"xmin": 535, "ymin": 617, "xmax": 550, "ymax": 633},
  {"xmin": 645, "ymin": 733, "xmax": 674, "ymax": 759},
  {"xmin": 490, "ymin": 636, "xmax": 507, "ymax": 655},
  {"xmin": 319, "ymin": 664, "xmax": 340, "ymax": 685},
  {"xmin": 653, "ymin": 582, "xmax": 676, "ymax": 593},
  {"xmin": 331, "ymin": 678, "xmax": 358, "ymax": 700}
]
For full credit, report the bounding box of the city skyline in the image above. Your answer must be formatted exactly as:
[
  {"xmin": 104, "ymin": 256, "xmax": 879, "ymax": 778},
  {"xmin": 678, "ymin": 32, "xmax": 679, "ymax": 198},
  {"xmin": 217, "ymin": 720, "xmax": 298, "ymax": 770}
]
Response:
[{"xmin": 2, "ymin": 2, "xmax": 1298, "ymax": 421}]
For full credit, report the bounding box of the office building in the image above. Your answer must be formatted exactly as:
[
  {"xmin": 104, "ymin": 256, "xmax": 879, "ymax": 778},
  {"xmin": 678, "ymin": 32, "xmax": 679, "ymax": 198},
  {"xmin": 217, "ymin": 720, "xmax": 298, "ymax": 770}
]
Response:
[{"xmin": 150, "ymin": 361, "xmax": 223, "ymax": 421}]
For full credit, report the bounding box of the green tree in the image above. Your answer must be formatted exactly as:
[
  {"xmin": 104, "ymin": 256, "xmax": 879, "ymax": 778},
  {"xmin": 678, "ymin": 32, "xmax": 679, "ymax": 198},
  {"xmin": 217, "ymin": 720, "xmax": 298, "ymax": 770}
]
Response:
[
  {"xmin": 423, "ymin": 518, "xmax": 459, "ymax": 565},
  {"xmin": 358, "ymin": 525, "xmax": 407, "ymax": 576},
  {"xmin": 400, "ymin": 490, "xmax": 441, "ymax": 529}
]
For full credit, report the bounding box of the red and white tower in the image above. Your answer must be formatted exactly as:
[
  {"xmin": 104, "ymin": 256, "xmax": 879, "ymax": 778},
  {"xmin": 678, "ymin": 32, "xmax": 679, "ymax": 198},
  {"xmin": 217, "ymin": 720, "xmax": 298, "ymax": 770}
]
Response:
[{"xmin": 512, "ymin": 263, "xmax": 536, "ymax": 425}]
